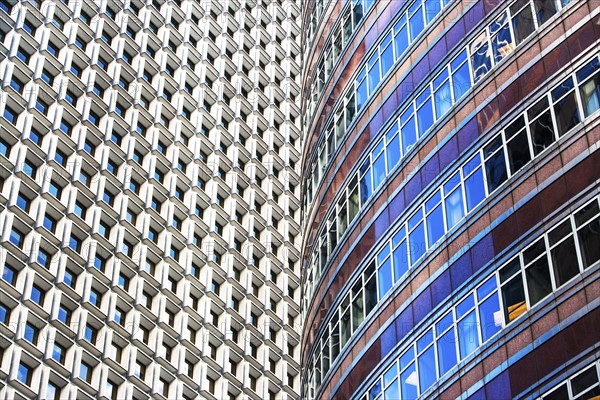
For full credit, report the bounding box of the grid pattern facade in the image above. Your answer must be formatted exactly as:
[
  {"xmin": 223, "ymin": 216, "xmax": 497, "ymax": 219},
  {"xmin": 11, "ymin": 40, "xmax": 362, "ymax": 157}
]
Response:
[
  {"xmin": 0, "ymin": 0, "xmax": 302, "ymax": 399},
  {"xmin": 300, "ymin": 0, "xmax": 600, "ymax": 399}
]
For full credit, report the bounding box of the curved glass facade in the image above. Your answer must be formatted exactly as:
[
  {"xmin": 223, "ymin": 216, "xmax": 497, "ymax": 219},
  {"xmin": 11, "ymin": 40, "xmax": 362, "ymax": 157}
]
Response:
[{"xmin": 300, "ymin": 0, "xmax": 600, "ymax": 399}]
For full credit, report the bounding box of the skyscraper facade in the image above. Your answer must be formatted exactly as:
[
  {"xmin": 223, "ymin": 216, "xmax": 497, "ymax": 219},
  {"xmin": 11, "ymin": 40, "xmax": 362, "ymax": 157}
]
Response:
[
  {"xmin": 0, "ymin": 1, "xmax": 302, "ymax": 399},
  {"xmin": 300, "ymin": 0, "xmax": 600, "ymax": 399}
]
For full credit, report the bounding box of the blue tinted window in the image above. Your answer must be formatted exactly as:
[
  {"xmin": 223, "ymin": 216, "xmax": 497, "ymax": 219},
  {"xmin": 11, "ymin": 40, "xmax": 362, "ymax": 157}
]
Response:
[
  {"xmin": 471, "ymin": 40, "xmax": 492, "ymax": 83},
  {"xmin": 393, "ymin": 238, "xmax": 409, "ymax": 282},
  {"xmin": 2, "ymin": 266, "xmax": 15, "ymax": 284},
  {"xmin": 491, "ymin": 23, "xmax": 513, "ymax": 63},
  {"xmin": 84, "ymin": 325, "xmax": 94, "ymax": 342},
  {"xmin": 89, "ymin": 290, "xmax": 99, "ymax": 306},
  {"xmin": 378, "ymin": 257, "xmax": 393, "ymax": 299},
  {"xmin": 380, "ymin": 33, "xmax": 394, "ymax": 76},
  {"xmin": 434, "ymin": 78, "xmax": 452, "ymax": 118},
  {"xmin": 452, "ymin": 55, "xmax": 471, "ymax": 100},
  {"xmin": 445, "ymin": 187, "xmax": 464, "ymax": 230},
  {"xmin": 409, "ymin": 5, "xmax": 424, "ymax": 41},
  {"xmin": 17, "ymin": 363, "xmax": 30, "ymax": 385},
  {"xmin": 52, "ymin": 344, "xmax": 64, "ymax": 363},
  {"xmin": 74, "ymin": 202, "xmax": 84, "ymax": 217},
  {"xmin": 0, "ymin": 304, "xmax": 8, "ymax": 324},
  {"xmin": 372, "ymin": 152, "xmax": 386, "ymax": 189},
  {"xmin": 64, "ymin": 270, "xmax": 75, "ymax": 287},
  {"xmin": 356, "ymin": 74, "xmax": 368, "ymax": 110},
  {"xmin": 367, "ymin": 52, "xmax": 380, "ymax": 93},
  {"xmin": 31, "ymin": 285, "xmax": 43, "ymax": 304},
  {"xmin": 437, "ymin": 329, "xmax": 458, "ymax": 375},
  {"xmin": 457, "ymin": 310, "xmax": 479, "ymax": 359},
  {"xmin": 409, "ymin": 222, "xmax": 426, "ymax": 265},
  {"xmin": 43, "ymin": 215, "xmax": 56, "ymax": 231},
  {"xmin": 456, "ymin": 294, "xmax": 475, "ymax": 319},
  {"xmin": 3, "ymin": 107, "xmax": 17, "ymax": 124},
  {"xmin": 426, "ymin": 205, "xmax": 444, "ymax": 246},
  {"xmin": 57, "ymin": 306, "xmax": 69, "ymax": 324},
  {"xmin": 479, "ymin": 294, "xmax": 501, "ymax": 341},
  {"xmin": 400, "ymin": 109, "xmax": 417, "ymax": 154},
  {"xmin": 9, "ymin": 229, "xmax": 23, "ymax": 246},
  {"xmin": 416, "ymin": 95, "xmax": 434, "ymax": 134},
  {"xmin": 24, "ymin": 324, "xmax": 36, "ymax": 342},
  {"xmin": 10, "ymin": 79, "xmax": 23, "ymax": 93},
  {"xmin": 464, "ymin": 167, "xmax": 486, "ymax": 211},
  {"xmin": 16, "ymin": 194, "xmax": 29, "ymax": 210},
  {"xmin": 393, "ymin": 17, "xmax": 408, "ymax": 60},
  {"xmin": 400, "ymin": 363, "xmax": 418, "ymax": 399},
  {"xmin": 49, "ymin": 181, "xmax": 61, "ymax": 197},
  {"xmin": 384, "ymin": 378, "xmax": 399, "ymax": 399},
  {"xmin": 38, "ymin": 249, "xmax": 49, "ymax": 266},
  {"xmin": 418, "ymin": 346, "xmax": 436, "ymax": 391},
  {"xmin": 386, "ymin": 127, "xmax": 401, "ymax": 169},
  {"xmin": 425, "ymin": 0, "xmax": 442, "ymax": 23},
  {"xmin": 0, "ymin": 139, "xmax": 8, "ymax": 156}
]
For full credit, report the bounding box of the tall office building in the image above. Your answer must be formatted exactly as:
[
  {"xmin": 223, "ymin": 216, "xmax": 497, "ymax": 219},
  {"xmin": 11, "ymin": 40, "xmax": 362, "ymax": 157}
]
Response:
[
  {"xmin": 0, "ymin": 0, "xmax": 302, "ymax": 399},
  {"xmin": 300, "ymin": 0, "xmax": 600, "ymax": 399}
]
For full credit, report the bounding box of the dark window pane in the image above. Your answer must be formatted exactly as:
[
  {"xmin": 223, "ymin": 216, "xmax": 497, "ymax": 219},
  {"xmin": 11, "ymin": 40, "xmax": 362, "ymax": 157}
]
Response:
[
  {"xmin": 579, "ymin": 70, "xmax": 600, "ymax": 117},
  {"xmin": 340, "ymin": 309, "xmax": 350, "ymax": 346},
  {"xmin": 351, "ymin": 293, "xmax": 364, "ymax": 331},
  {"xmin": 511, "ymin": 1, "xmax": 535, "ymax": 44},
  {"xmin": 542, "ymin": 384, "xmax": 568, "ymax": 400},
  {"xmin": 529, "ymin": 111, "xmax": 555, "ymax": 155},
  {"xmin": 525, "ymin": 257, "xmax": 552, "ymax": 305},
  {"xmin": 360, "ymin": 162, "xmax": 372, "ymax": 204},
  {"xmin": 548, "ymin": 220, "xmax": 572, "ymax": 246},
  {"xmin": 364, "ymin": 274, "xmax": 377, "ymax": 315},
  {"xmin": 502, "ymin": 276, "xmax": 526, "ymax": 322},
  {"xmin": 551, "ymin": 236, "xmax": 579, "ymax": 286},
  {"xmin": 523, "ymin": 238, "xmax": 545, "ymax": 264},
  {"xmin": 578, "ymin": 218, "xmax": 600, "ymax": 269},
  {"xmin": 507, "ymin": 130, "xmax": 531, "ymax": 175},
  {"xmin": 485, "ymin": 149, "xmax": 507, "ymax": 192},
  {"xmin": 575, "ymin": 201, "xmax": 600, "ymax": 227},
  {"xmin": 571, "ymin": 366, "xmax": 599, "ymax": 397},
  {"xmin": 534, "ymin": 0, "xmax": 558, "ymax": 25},
  {"xmin": 500, "ymin": 258, "xmax": 521, "ymax": 283},
  {"xmin": 553, "ymin": 92, "xmax": 580, "ymax": 136}
]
